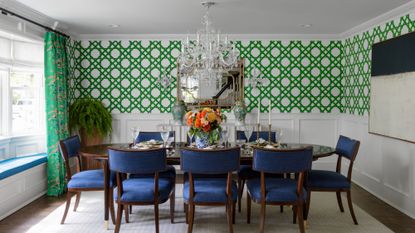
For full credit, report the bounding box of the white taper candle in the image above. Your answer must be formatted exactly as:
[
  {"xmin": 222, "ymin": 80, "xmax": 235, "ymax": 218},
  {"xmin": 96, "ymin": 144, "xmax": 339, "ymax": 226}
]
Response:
[
  {"xmin": 268, "ymin": 99, "xmax": 271, "ymax": 125},
  {"xmin": 257, "ymin": 100, "xmax": 260, "ymax": 124}
]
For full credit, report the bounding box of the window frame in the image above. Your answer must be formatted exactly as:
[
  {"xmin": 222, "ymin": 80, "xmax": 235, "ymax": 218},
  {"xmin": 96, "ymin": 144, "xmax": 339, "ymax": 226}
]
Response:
[{"xmin": 0, "ymin": 35, "xmax": 45, "ymax": 139}]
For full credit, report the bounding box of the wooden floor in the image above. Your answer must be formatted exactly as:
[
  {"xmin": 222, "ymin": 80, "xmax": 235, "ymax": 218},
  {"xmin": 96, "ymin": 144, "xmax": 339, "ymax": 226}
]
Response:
[{"xmin": 0, "ymin": 183, "xmax": 414, "ymax": 233}]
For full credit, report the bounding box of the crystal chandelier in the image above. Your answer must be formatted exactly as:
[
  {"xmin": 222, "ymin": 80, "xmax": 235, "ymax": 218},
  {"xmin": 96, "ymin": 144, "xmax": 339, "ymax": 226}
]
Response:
[{"xmin": 178, "ymin": 1, "xmax": 240, "ymax": 83}]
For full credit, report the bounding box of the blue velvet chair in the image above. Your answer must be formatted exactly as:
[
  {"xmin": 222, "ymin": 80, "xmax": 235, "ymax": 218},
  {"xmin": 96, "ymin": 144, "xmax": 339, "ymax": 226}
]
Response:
[
  {"xmin": 132, "ymin": 131, "xmax": 176, "ymax": 179},
  {"xmin": 305, "ymin": 135, "xmax": 360, "ymax": 224},
  {"xmin": 109, "ymin": 147, "xmax": 175, "ymax": 233},
  {"xmin": 59, "ymin": 135, "xmax": 115, "ymax": 224},
  {"xmin": 236, "ymin": 130, "xmax": 277, "ymax": 212},
  {"xmin": 246, "ymin": 147, "xmax": 313, "ymax": 233},
  {"xmin": 181, "ymin": 147, "xmax": 240, "ymax": 233}
]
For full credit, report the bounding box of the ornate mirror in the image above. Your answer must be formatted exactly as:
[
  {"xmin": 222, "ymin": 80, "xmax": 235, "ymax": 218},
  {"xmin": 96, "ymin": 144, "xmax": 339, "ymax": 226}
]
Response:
[{"xmin": 176, "ymin": 59, "xmax": 244, "ymax": 109}]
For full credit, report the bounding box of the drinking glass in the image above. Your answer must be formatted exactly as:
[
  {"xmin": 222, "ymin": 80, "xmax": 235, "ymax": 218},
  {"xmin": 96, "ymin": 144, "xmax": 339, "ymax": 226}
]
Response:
[
  {"xmin": 221, "ymin": 126, "xmax": 229, "ymax": 147},
  {"xmin": 243, "ymin": 124, "xmax": 254, "ymax": 143},
  {"xmin": 131, "ymin": 127, "xmax": 140, "ymax": 146},
  {"xmin": 158, "ymin": 124, "xmax": 170, "ymax": 147}
]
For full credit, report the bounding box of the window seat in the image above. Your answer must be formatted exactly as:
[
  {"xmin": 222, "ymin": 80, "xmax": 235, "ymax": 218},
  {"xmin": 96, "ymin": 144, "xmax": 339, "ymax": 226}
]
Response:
[{"xmin": 0, "ymin": 153, "xmax": 47, "ymax": 180}]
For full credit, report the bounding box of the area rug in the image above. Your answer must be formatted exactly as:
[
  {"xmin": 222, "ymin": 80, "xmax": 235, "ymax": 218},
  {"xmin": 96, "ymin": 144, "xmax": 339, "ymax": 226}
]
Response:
[{"xmin": 25, "ymin": 185, "xmax": 393, "ymax": 233}]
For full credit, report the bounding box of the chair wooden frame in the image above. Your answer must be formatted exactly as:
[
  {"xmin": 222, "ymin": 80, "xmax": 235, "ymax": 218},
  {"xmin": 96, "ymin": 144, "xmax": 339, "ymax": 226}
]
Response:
[
  {"xmin": 235, "ymin": 131, "xmax": 279, "ymax": 213},
  {"xmin": 109, "ymin": 147, "xmax": 175, "ymax": 233},
  {"xmin": 304, "ymin": 139, "xmax": 360, "ymax": 225},
  {"xmin": 59, "ymin": 135, "xmax": 115, "ymax": 225},
  {"xmin": 246, "ymin": 147, "xmax": 312, "ymax": 233},
  {"xmin": 181, "ymin": 147, "xmax": 239, "ymax": 233}
]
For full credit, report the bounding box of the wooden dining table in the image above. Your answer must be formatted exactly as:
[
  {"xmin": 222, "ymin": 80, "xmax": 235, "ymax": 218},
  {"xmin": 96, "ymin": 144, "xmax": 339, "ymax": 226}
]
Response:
[{"xmin": 80, "ymin": 142, "xmax": 336, "ymax": 229}]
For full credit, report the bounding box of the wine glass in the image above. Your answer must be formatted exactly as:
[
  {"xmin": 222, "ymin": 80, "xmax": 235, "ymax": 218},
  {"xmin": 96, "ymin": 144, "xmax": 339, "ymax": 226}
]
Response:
[
  {"xmin": 243, "ymin": 124, "xmax": 254, "ymax": 143},
  {"xmin": 131, "ymin": 127, "xmax": 140, "ymax": 147},
  {"xmin": 221, "ymin": 126, "xmax": 229, "ymax": 147},
  {"xmin": 187, "ymin": 126, "xmax": 194, "ymax": 146},
  {"xmin": 158, "ymin": 124, "xmax": 170, "ymax": 147}
]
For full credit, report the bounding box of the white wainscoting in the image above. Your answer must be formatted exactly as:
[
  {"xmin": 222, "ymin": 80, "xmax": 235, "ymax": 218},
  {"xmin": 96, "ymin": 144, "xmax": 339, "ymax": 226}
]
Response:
[
  {"xmin": 109, "ymin": 113, "xmax": 341, "ymax": 170},
  {"xmin": 0, "ymin": 135, "xmax": 46, "ymax": 160},
  {"xmin": 340, "ymin": 114, "xmax": 415, "ymax": 219},
  {"xmin": 0, "ymin": 163, "xmax": 47, "ymax": 220}
]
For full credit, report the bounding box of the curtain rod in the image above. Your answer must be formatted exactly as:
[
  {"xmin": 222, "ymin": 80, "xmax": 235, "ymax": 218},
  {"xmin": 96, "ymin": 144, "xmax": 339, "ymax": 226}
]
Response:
[{"xmin": 0, "ymin": 7, "xmax": 70, "ymax": 38}]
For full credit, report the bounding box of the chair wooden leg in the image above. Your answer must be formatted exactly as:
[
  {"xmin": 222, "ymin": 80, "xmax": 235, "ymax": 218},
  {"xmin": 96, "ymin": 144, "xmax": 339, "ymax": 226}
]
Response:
[
  {"xmin": 304, "ymin": 190, "xmax": 311, "ymax": 220},
  {"xmin": 237, "ymin": 178, "xmax": 244, "ymax": 213},
  {"xmin": 347, "ymin": 191, "xmax": 358, "ymax": 225},
  {"xmin": 297, "ymin": 202, "xmax": 305, "ymax": 233},
  {"xmin": 280, "ymin": 205, "xmax": 283, "ymax": 213},
  {"xmin": 109, "ymin": 189, "xmax": 116, "ymax": 225},
  {"xmin": 336, "ymin": 191, "xmax": 345, "ymax": 212},
  {"xmin": 292, "ymin": 206, "xmax": 297, "ymax": 224},
  {"xmin": 227, "ymin": 202, "xmax": 234, "ymax": 233},
  {"xmin": 185, "ymin": 203, "xmax": 189, "ymax": 224},
  {"xmin": 114, "ymin": 203, "xmax": 123, "ymax": 233},
  {"xmin": 188, "ymin": 204, "xmax": 195, "ymax": 233},
  {"xmin": 246, "ymin": 192, "xmax": 251, "ymax": 224},
  {"xmin": 124, "ymin": 205, "xmax": 130, "ymax": 223},
  {"xmin": 170, "ymin": 188, "xmax": 175, "ymax": 223},
  {"xmin": 154, "ymin": 203, "xmax": 160, "ymax": 233},
  {"xmin": 60, "ymin": 191, "xmax": 72, "ymax": 224},
  {"xmin": 259, "ymin": 202, "xmax": 266, "ymax": 233},
  {"xmin": 73, "ymin": 192, "xmax": 81, "ymax": 212},
  {"xmin": 232, "ymin": 202, "xmax": 236, "ymax": 224}
]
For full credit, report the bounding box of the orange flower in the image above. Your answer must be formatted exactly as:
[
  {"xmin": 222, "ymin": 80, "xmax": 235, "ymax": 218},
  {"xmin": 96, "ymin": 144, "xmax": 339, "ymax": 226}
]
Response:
[
  {"xmin": 186, "ymin": 117, "xmax": 193, "ymax": 126},
  {"xmin": 201, "ymin": 110, "xmax": 207, "ymax": 118},
  {"xmin": 195, "ymin": 118, "xmax": 201, "ymax": 128}
]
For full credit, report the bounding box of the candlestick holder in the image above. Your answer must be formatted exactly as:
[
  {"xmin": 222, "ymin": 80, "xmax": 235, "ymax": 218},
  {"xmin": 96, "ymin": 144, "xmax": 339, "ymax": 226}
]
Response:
[
  {"xmin": 256, "ymin": 123, "xmax": 261, "ymax": 144},
  {"xmin": 268, "ymin": 124, "xmax": 272, "ymax": 145}
]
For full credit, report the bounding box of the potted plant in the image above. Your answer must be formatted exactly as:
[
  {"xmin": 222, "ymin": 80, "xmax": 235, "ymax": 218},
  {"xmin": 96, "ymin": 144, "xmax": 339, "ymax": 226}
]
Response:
[{"xmin": 69, "ymin": 99, "xmax": 112, "ymax": 146}]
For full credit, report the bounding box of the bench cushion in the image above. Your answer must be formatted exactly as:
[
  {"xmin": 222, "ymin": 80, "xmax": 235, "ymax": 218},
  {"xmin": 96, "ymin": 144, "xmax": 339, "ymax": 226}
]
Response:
[{"xmin": 0, "ymin": 153, "xmax": 47, "ymax": 180}]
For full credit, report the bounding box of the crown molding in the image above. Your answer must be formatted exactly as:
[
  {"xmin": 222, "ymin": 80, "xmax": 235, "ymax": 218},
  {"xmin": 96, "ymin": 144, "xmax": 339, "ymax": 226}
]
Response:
[
  {"xmin": 340, "ymin": 0, "xmax": 415, "ymax": 39},
  {"xmin": 76, "ymin": 33, "xmax": 343, "ymax": 41}
]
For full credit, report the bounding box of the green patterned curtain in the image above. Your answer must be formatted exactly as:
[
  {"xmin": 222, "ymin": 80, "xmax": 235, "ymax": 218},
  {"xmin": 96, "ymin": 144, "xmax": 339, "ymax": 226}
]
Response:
[{"xmin": 44, "ymin": 32, "xmax": 70, "ymax": 196}]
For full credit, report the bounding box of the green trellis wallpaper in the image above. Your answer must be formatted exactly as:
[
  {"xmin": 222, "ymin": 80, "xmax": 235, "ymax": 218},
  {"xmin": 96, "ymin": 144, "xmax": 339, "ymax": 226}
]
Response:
[
  {"xmin": 343, "ymin": 13, "xmax": 415, "ymax": 115},
  {"xmin": 70, "ymin": 39, "xmax": 344, "ymax": 113},
  {"xmin": 69, "ymin": 12, "xmax": 415, "ymax": 116}
]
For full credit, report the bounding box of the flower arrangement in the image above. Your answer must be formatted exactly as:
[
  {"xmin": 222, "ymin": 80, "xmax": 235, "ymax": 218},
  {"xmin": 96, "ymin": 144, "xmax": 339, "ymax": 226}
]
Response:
[{"xmin": 185, "ymin": 107, "xmax": 225, "ymax": 146}]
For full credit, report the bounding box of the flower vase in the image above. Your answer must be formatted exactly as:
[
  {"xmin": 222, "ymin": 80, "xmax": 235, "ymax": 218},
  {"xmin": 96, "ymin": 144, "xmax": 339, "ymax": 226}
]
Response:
[{"xmin": 195, "ymin": 133, "xmax": 210, "ymax": 149}]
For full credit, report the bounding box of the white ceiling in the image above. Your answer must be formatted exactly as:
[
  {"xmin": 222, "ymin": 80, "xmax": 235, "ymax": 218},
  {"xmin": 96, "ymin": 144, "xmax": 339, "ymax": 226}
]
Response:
[{"xmin": 10, "ymin": 0, "xmax": 413, "ymax": 36}]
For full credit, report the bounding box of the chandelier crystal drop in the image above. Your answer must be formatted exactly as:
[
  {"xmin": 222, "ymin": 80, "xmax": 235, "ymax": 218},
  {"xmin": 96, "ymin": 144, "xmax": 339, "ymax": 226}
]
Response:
[{"xmin": 178, "ymin": 1, "xmax": 240, "ymax": 83}]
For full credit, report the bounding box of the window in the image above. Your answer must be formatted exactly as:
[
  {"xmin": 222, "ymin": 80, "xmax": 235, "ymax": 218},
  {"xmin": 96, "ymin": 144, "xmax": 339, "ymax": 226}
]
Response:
[{"xmin": 0, "ymin": 33, "xmax": 44, "ymax": 138}]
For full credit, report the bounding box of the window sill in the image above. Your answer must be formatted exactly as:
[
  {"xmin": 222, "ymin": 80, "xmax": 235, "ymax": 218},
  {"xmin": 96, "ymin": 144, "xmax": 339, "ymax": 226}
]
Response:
[{"xmin": 0, "ymin": 134, "xmax": 45, "ymax": 143}]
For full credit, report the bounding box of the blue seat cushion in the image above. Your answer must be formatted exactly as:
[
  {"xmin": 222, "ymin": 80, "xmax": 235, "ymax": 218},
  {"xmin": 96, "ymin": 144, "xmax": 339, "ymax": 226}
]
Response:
[
  {"xmin": 183, "ymin": 178, "xmax": 238, "ymax": 203},
  {"xmin": 0, "ymin": 153, "xmax": 47, "ymax": 180},
  {"xmin": 114, "ymin": 177, "xmax": 174, "ymax": 203},
  {"xmin": 129, "ymin": 165, "xmax": 176, "ymax": 180},
  {"xmin": 68, "ymin": 169, "xmax": 114, "ymax": 189},
  {"xmin": 307, "ymin": 170, "xmax": 351, "ymax": 189},
  {"xmin": 247, "ymin": 178, "xmax": 306, "ymax": 203}
]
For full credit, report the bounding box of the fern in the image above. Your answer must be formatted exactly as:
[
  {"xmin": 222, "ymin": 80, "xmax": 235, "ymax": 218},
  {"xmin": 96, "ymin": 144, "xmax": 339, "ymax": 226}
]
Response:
[{"xmin": 69, "ymin": 99, "xmax": 112, "ymax": 137}]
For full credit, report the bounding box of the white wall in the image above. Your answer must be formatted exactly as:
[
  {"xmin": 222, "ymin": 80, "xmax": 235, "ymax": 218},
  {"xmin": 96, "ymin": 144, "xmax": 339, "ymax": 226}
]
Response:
[{"xmin": 340, "ymin": 114, "xmax": 415, "ymax": 219}]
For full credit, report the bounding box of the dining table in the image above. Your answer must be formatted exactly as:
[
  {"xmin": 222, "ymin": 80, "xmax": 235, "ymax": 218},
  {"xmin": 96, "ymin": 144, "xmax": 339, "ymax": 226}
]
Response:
[{"xmin": 80, "ymin": 142, "xmax": 336, "ymax": 229}]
